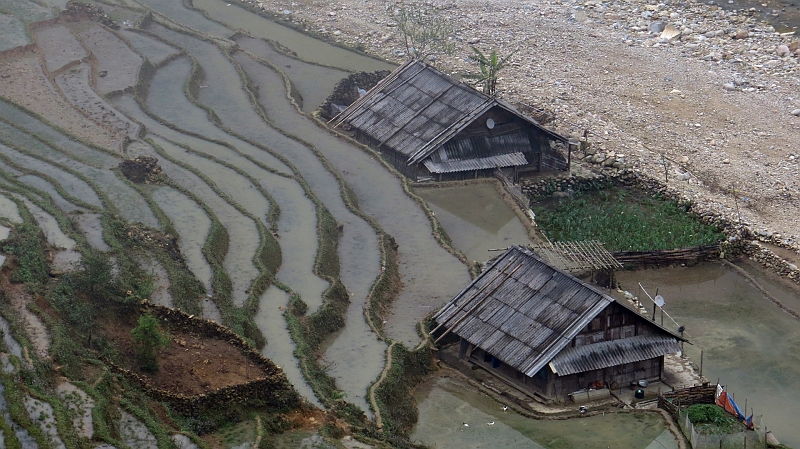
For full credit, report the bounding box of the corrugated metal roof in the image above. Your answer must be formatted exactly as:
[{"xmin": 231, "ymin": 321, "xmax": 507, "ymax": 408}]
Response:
[
  {"xmin": 330, "ymin": 60, "xmax": 567, "ymax": 164},
  {"xmin": 423, "ymin": 152, "xmax": 528, "ymax": 174},
  {"xmin": 433, "ymin": 246, "xmax": 679, "ymax": 378},
  {"xmin": 550, "ymin": 335, "xmax": 682, "ymax": 376}
]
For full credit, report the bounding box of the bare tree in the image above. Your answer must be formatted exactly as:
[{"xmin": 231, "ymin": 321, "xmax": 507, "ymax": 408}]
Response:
[{"xmin": 389, "ymin": 3, "xmax": 455, "ymax": 61}]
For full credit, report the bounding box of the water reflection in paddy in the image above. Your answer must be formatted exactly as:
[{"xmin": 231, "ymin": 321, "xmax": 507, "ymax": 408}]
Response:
[
  {"xmin": 614, "ymin": 262, "xmax": 800, "ymax": 448},
  {"xmin": 412, "ymin": 376, "xmax": 675, "ymax": 449}
]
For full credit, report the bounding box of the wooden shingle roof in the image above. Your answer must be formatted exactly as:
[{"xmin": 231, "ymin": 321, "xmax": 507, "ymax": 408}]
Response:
[
  {"xmin": 329, "ymin": 60, "xmax": 566, "ymax": 164},
  {"xmin": 433, "ymin": 246, "xmax": 680, "ymax": 377}
]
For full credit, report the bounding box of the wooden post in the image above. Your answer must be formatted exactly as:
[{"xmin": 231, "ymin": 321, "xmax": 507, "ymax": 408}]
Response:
[{"xmin": 700, "ymin": 349, "xmax": 704, "ymax": 377}]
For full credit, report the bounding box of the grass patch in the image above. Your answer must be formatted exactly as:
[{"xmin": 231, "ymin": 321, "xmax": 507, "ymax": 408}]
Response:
[{"xmin": 533, "ymin": 188, "xmax": 723, "ymax": 251}]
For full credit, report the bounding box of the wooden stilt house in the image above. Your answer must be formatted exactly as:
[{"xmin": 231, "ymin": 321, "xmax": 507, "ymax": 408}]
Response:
[
  {"xmin": 329, "ymin": 60, "xmax": 570, "ymax": 182},
  {"xmin": 433, "ymin": 246, "xmax": 684, "ymax": 402}
]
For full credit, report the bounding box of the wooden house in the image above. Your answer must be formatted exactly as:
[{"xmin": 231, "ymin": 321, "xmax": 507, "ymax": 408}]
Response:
[
  {"xmin": 329, "ymin": 60, "xmax": 570, "ymax": 182},
  {"xmin": 433, "ymin": 246, "xmax": 683, "ymax": 402}
]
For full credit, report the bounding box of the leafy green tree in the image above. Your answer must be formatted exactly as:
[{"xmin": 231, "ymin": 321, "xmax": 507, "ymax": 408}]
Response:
[
  {"xmin": 389, "ymin": 3, "xmax": 455, "ymax": 60},
  {"xmin": 463, "ymin": 46, "xmax": 517, "ymax": 96},
  {"xmin": 131, "ymin": 313, "xmax": 170, "ymax": 373}
]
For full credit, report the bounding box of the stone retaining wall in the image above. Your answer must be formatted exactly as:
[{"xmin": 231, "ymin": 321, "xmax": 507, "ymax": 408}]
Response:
[{"xmin": 101, "ymin": 303, "xmax": 299, "ymax": 415}]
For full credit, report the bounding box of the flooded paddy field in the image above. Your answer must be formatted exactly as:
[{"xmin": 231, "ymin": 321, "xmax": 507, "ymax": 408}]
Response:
[
  {"xmin": 55, "ymin": 64, "xmax": 140, "ymax": 139},
  {"xmin": 0, "ymin": 13, "xmax": 30, "ymax": 52},
  {"xmin": 191, "ymin": 0, "xmax": 394, "ymax": 72},
  {"xmin": 17, "ymin": 174, "xmax": 81, "ymax": 213},
  {"xmin": 0, "ymin": 120, "xmax": 159, "ymax": 226},
  {"xmin": 414, "ymin": 182, "xmax": 534, "ymax": 264},
  {"xmin": 151, "ymin": 185, "xmax": 213, "ymax": 292},
  {"xmin": 0, "ymin": 100, "xmax": 120, "ymax": 168},
  {"xmin": 120, "ymin": 29, "xmax": 181, "ymax": 65},
  {"xmin": 0, "ymin": 141, "xmax": 102, "ymax": 208},
  {"xmin": 234, "ymin": 35, "xmax": 350, "ymax": 113},
  {"xmin": 72, "ymin": 22, "xmax": 143, "ymax": 94},
  {"xmin": 135, "ymin": 0, "xmax": 233, "ymax": 38},
  {"xmin": 614, "ymin": 262, "xmax": 800, "ymax": 448},
  {"xmin": 34, "ymin": 23, "xmax": 88, "ymax": 73},
  {"xmin": 413, "ymin": 376, "xmax": 675, "ymax": 449},
  {"xmin": 236, "ymin": 50, "xmax": 470, "ymax": 347},
  {"xmin": 0, "ymin": 55, "xmax": 122, "ymax": 150}
]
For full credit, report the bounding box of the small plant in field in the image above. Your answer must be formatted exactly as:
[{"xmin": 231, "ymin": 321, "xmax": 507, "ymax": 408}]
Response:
[{"xmin": 131, "ymin": 313, "xmax": 170, "ymax": 373}]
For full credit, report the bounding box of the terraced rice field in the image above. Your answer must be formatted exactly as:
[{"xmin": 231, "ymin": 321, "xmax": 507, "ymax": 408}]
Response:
[
  {"xmin": 0, "ymin": 0, "xmax": 481, "ymax": 444},
  {"xmin": 73, "ymin": 23, "xmax": 143, "ymax": 94},
  {"xmin": 0, "ymin": 13, "xmax": 30, "ymax": 51},
  {"xmin": 34, "ymin": 24, "xmax": 88, "ymax": 73}
]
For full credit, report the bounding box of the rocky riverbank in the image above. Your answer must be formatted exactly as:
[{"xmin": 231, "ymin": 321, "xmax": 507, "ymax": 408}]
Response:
[{"xmin": 238, "ymin": 0, "xmax": 800, "ymax": 256}]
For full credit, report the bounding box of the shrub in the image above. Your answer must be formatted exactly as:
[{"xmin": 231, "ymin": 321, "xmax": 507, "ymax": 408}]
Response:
[{"xmin": 131, "ymin": 313, "xmax": 170, "ymax": 373}]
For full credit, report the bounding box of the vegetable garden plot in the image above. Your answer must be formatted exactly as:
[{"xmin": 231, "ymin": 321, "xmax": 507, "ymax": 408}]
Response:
[
  {"xmin": 0, "ymin": 55, "xmax": 121, "ymax": 150},
  {"xmin": 34, "ymin": 24, "xmax": 88, "ymax": 73},
  {"xmin": 120, "ymin": 30, "xmax": 180, "ymax": 65},
  {"xmin": 74, "ymin": 23, "xmax": 143, "ymax": 94},
  {"xmin": 55, "ymin": 64, "xmax": 140, "ymax": 139}
]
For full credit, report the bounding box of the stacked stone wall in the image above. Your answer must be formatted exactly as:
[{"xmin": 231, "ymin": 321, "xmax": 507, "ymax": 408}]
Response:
[{"xmin": 100, "ymin": 303, "xmax": 299, "ymax": 415}]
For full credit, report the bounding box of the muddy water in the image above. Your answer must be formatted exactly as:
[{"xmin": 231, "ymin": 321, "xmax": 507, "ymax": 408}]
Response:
[
  {"xmin": 0, "ymin": 13, "xmax": 30, "ymax": 52},
  {"xmin": 133, "ymin": 0, "xmax": 232, "ymax": 38},
  {"xmin": 0, "ymin": 141, "xmax": 103, "ymax": 208},
  {"xmin": 412, "ymin": 376, "xmax": 674, "ymax": 449},
  {"xmin": 151, "ymin": 185, "xmax": 213, "ymax": 293},
  {"xmin": 190, "ymin": 0, "xmax": 394, "ymax": 72},
  {"xmin": 140, "ymin": 258, "xmax": 174, "ymax": 308},
  {"xmin": 133, "ymin": 85, "xmax": 328, "ymax": 313},
  {"xmin": 120, "ymin": 30, "xmax": 180, "ymax": 65},
  {"xmin": 141, "ymin": 55, "xmax": 292, "ymax": 176},
  {"xmin": 414, "ymin": 183, "xmax": 533, "ymax": 264},
  {"xmin": 614, "ymin": 262, "xmax": 800, "ymax": 448},
  {"xmin": 142, "ymin": 53, "xmax": 329, "ymax": 310},
  {"xmin": 113, "ymin": 95, "xmax": 261, "ymax": 308},
  {"xmin": 234, "ymin": 36, "xmax": 349, "ymax": 113},
  {"xmin": 151, "ymin": 135, "xmax": 272, "ymax": 226},
  {"xmin": 237, "ymin": 52, "xmax": 470, "ymax": 347}
]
